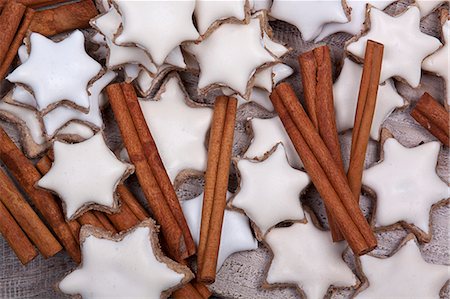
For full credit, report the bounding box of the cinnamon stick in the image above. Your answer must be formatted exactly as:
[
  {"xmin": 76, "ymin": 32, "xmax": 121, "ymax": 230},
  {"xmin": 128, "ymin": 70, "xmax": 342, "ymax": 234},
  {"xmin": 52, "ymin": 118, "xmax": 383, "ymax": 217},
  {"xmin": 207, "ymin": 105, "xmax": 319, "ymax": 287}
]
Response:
[
  {"xmin": 67, "ymin": 219, "xmax": 81, "ymax": 244},
  {"xmin": 299, "ymin": 45, "xmax": 345, "ymax": 241},
  {"xmin": 0, "ymin": 0, "xmax": 69, "ymax": 9},
  {"xmin": 411, "ymin": 93, "xmax": 449, "ymax": 147},
  {"xmin": 117, "ymin": 184, "xmax": 149, "ymax": 221},
  {"xmin": 0, "ymin": 0, "xmax": 26, "ymax": 65},
  {"xmin": 271, "ymin": 84, "xmax": 377, "ymax": 255},
  {"xmin": 106, "ymin": 198, "xmax": 140, "ymax": 231},
  {"xmin": 0, "ymin": 7, "xmax": 34, "ymax": 81},
  {"xmin": 29, "ymin": 0, "xmax": 97, "ymax": 36},
  {"xmin": 121, "ymin": 83, "xmax": 196, "ymax": 256},
  {"xmin": 0, "ymin": 127, "xmax": 81, "ymax": 263},
  {"xmin": 197, "ymin": 96, "xmax": 228, "ymax": 276},
  {"xmin": 107, "ymin": 83, "xmax": 188, "ymax": 261},
  {"xmin": 173, "ymin": 284, "xmax": 203, "ymax": 299},
  {"xmin": 192, "ymin": 282, "xmax": 212, "ymax": 299},
  {"xmin": 0, "ymin": 200, "xmax": 38, "ymax": 264},
  {"xmin": 0, "ymin": 168, "xmax": 62, "ymax": 258},
  {"xmin": 347, "ymin": 41, "xmax": 384, "ymax": 204},
  {"xmin": 200, "ymin": 97, "xmax": 237, "ymax": 284}
]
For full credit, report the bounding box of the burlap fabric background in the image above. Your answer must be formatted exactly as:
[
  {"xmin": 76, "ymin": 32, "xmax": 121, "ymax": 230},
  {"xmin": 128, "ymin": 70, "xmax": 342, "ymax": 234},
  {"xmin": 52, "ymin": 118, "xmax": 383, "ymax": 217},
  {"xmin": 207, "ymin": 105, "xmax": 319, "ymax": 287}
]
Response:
[{"xmin": 1, "ymin": 0, "xmax": 449, "ymax": 298}]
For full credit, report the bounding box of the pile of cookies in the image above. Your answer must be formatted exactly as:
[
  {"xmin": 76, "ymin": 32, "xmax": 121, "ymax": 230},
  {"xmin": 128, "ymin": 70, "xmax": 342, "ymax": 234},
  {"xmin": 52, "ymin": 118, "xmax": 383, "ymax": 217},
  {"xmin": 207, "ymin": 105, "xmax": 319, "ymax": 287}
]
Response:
[{"xmin": 0, "ymin": 0, "xmax": 448, "ymax": 298}]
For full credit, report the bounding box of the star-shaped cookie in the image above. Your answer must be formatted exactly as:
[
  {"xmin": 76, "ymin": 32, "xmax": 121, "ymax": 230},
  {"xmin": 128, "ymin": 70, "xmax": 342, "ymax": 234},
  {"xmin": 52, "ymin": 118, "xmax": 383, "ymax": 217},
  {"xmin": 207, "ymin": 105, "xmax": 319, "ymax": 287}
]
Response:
[
  {"xmin": 37, "ymin": 133, "xmax": 133, "ymax": 220},
  {"xmin": 113, "ymin": 0, "xmax": 199, "ymax": 65},
  {"xmin": 269, "ymin": 0, "xmax": 349, "ymax": 41},
  {"xmin": 416, "ymin": 0, "xmax": 447, "ymax": 17},
  {"xmin": 42, "ymin": 71, "xmax": 116, "ymax": 138},
  {"xmin": 423, "ymin": 16, "xmax": 449, "ymax": 105},
  {"xmin": 334, "ymin": 58, "xmax": 404, "ymax": 140},
  {"xmin": 138, "ymin": 75, "xmax": 212, "ymax": 182},
  {"xmin": 245, "ymin": 116, "xmax": 302, "ymax": 169},
  {"xmin": 59, "ymin": 220, "xmax": 193, "ymax": 298},
  {"xmin": 185, "ymin": 16, "xmax": 276, "ymax": 97},
  {"xmin": 194, "ymin": 0, "xmax": 247, "ymax": 35},
  {"xmin": 362, "ymin": 137, "xmax": 449, "ymax": 240},
  {"xmin": 181, "ymin": 192, "xmax": 258, "ymax": 271},
  {"xmin": 7, "ymin": 30, "xmax": 102, "ymax": 112},
  {"xmin": 315, "ymin": 1, "xmax": 396, "ymax": 41},
  {"xmin": 265, "ymin": 212, "xmax": 358, "ymax": 299},
  {"xmin": 231, "ymin": 144, "xmax": 309, "ymax": 237},
  {"xmin": 346, "ymin": 6, "xmax": 442, "ymax": 87},
  {"xmin": 355, "ymin": 235, "xmax": 449, "ymax": 298}
]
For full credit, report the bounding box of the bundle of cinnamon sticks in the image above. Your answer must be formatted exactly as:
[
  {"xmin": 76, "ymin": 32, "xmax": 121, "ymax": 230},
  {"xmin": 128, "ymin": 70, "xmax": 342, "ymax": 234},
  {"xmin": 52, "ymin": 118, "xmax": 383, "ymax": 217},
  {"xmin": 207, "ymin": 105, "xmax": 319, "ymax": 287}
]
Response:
[
  {"xmin": 197, "ymin": 96, "xmax": 237, "ymax": 284},
  {"xmin": 270, "ymin": 40, "xmax": 384, "ymax": 255}
]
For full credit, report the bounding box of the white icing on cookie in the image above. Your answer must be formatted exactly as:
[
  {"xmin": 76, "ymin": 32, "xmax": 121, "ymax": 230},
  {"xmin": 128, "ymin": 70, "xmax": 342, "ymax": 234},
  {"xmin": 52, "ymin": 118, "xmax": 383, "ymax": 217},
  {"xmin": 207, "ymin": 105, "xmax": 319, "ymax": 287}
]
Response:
[
  {"xmin": 113, "ymin": 0, "xmax": 199, "ymax": 65},
  {"xmin": 362, "ymin": 138, "xmax": 450, "ymax": 234},
  {"xmin": 7, "ymin": 30, "xmax": 102, "ymax": 112},
  {"xmin": 12, "ymin": 85, "xmax": 37, "ymax": 108},
  {"xmin": 356, "ymin": 237, "xmax": 449, "ymax": 298},
  {"xmin": 59, "ymin": 225, "xmax": 187, "ymax": 298},
  {"xmin": 245, "ymin": 117, "xmax": 302, "ymax": 169},
  {"xmin": 91, "ymin": 7, "xmax": 157, "ymax": 73},
  {"xmin": 194, "ymin": 0, "xmax": 247, "ymax": 35},
  {"xmin": 315, "ymin": 1, "xmax": 396, "ymax": 41},
  {"xmin": 269, "ymin": 0, "xmax": 349, "ymax": 41},
  {"xmin": 42, "ymin": 71, "xmax": 116, "ymax": 138},
  {"xmin": 181, "ymin": 192, "xmax": 258, "ymax": 271},
  {"xmin": 333, "ymin": 58, "xmax": 404, "ymax": 140},
  {"xmin": 262, "ymin": 32, "xmax": 289, "ymax": 58},
  {"xmin": 415, "ymin": 0, "xmax": 447, "ymax": 17},
  {"xmin": 138, "ymin": 76, "xmax": 212, "ymax": 182},
  {"xmin": 37, "ymin": 133, "xmax": 132, "ymax": 220},
  {"xmin": 346, "ymin": 6, "xmax": 442, "ymax": 87},
  {"xmin": 185, "ymin": 16, "xmax": 276, "ymax": 96},
  {"xmin": 136, "ymin": 69, "xmax": 154, "ymax": 96},
  {"xmin": 249, "ymin": 0, "xmax": 272, "ymax": 12},
  {"xmin": 423, "ymin": 19, "xmax": 449, "ymax": 105},
  {"xmin": 265, "ymin": 212, "xmax": 357, "ymax": 299},
  {"xmin": 0, "ymin": 99, "xmax": 44, "ymax": 145},
  {"xmin": 232, "ymin": 144, "xmax": 309, "ymax": 235}
]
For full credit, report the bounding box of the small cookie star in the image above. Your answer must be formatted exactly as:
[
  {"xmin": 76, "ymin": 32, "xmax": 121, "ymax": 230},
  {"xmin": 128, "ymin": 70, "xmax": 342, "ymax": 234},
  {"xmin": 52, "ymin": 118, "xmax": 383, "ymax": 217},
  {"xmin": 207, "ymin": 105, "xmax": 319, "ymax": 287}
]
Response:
[
  {"xmin": 270, "ymin": 0, "xmax": 349, "ymax": 41},
  {"xmin": 42, "ymin": 71, "xmax": 116, "ymax": 138},
  {"xmin": 59, "ymin": 220, "xmax": 193, "ymax": 299},
  {"xmin": 7, "ymin": 30, "xmax": 102, "ymax": 112},
  {"xmin": 347, "ymin": 6, "xmax": 442, "ymax": 87},
  {"xmin": 38, "ymin": 133, "xmax": 133, "ymax": 220},
  {"xmin": 232, "ymin": 144, "xmax": 309, "ymax": 237},
  {"xmin": 265, "ymin": 212, "xmax": 357, "ymax": 299},
  {"xmin": 334, "ymin": 58, "xmax": 404, "ymax": 140},
  {"xmin": 423, "ymin": 18, "xmax": 449, "ymax": 105},
  {"xmin": 362, "ymin": 138, "xmax": 449, "ymax": 238},
  {"xmin": 181, "ymin": 192, "xmax": 258, "ymax": 271},
  {"xmin": 415, "ymin": 0, "xmax": 447, "ymax": 17},
  {"xmin": 138, "ymin": 76, "xmax": 212, "ymax": 182},
  {"xmin": 315, "ymin": 1, "xmax": 396, "ymax": 41},
  {"xmin": 113, "ymin": 0, "xmax": 199, "ymax": 65},
  {"xmin": 185, "ymin": 16, "xmax": 276, "ymax": 97},
  {"xmin": 194, "ymin": 0, "xmax": 247, "ymax": 35},
  {"xmin": 356, "ymin": 235, "xmax": 449, "ymax": 298},
  {"xmin": 245, "ymin": 116, "xmax": 302, "ymax": 169}
]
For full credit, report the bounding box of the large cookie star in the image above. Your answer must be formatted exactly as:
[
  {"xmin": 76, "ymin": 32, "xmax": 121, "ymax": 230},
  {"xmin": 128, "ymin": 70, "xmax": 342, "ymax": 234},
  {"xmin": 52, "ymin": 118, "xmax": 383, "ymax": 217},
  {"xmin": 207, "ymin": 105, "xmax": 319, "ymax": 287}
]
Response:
[
  {"xmin": 194, "ymin": 0, "xmax": 247, "ymax": 35},
  {"xmin": 270, "ymin": 0, "xmax": 349, "ymax": 41},
  {"xmin": 181, "ymin": 192, "xmax": 258, "ymax": 271},
  {"xmin": 185, "ymin": 16, "xmax": 276, "ymax": 97},
  {"xmin": 334, "ymin": 58, "xmax": 404, "ymax": 140},
  {"xmin": 38, "ymin": 133, "xmax": 133, "ymax": 220},
  {"xmin": 362, "ymin": 137, "xmax": 449, "ymax": 240},
  {"xmin": 59, "ymin": 220, "xmax": 193, "ymax": 298},
  {"xmin": 113, "ymin": 0, "xmax": 199, "ymax": 65},
  {"xmin": 265, "ymin": 212, "xmax": 357, "ymax": 299},
  {"xmin": 347, "ymin": 6, "xmax": 442, "ymax": 87},
  {"xmin": 423, "ymin": 17, "xmax": 449, "ymax": 105},
  {"xmin": 138, "ymin": 76, "xmax": 212, "ymax": 182},
  {"xmin": 315, "ymin": 1, "xmax": 395, "ymax": 41},
  {"xmin": 356, "ymin": 235, "xmax": 449, "ymax": 298},
  {"xmin": 7, "ymin": 30, "xmax": 102, "ymax": 112},
  {"xmin": 231, "ymin": 144, "xmax": 309, "ymax": 237}
]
